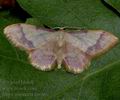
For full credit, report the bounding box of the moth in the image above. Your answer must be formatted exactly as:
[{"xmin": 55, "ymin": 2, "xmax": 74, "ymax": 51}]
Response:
[{"xmin": 4, "ymin": 23, "xmax": 118, "ymax": 74}]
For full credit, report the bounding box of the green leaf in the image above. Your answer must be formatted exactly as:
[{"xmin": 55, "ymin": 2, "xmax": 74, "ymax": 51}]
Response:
[
  {"xmin": 17, "ymin": 0, "xmax": 120, "ymax": 29},
  {"xmin": 104, "ymin": 0, "xmax": 120, "ymax": 13},
  {"xmin": 79, "ymin": 60, "xmax": 120, "ymax": 100},
  {"xmin": 56, "ymin": 60, "xmax": 120, "ymax": 100},
  {"xmin": 0, "ymin": 0, "xmax": 120, "ymax": 99}
]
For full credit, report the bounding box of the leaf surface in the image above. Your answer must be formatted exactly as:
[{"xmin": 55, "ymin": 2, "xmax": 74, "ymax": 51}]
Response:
[
  {"xmin": 104, "ymin": 0, "xmax": 120, "ymax": 13},
  {"xmin": 0, "ymin": 0, "xmax": 120, "ymax": 99}
]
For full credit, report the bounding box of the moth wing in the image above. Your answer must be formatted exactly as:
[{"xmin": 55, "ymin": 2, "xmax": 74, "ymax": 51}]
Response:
[
  {"xmin": 4, "ymin": 23, "xmax": 57, "ymax": 50},
  {"xmin": 63, "ymin": 43, "xmax": 90, "ymax": 74},
  {"xmin": 4, "ymin": 23, "xmax": 58, "ymax": 71},
  {"xmin": 29, "ymin": 41, "xmax": 57, "ymax": 71},
  {"xmin": 65, "ymin": 30, "xmax": 118, "ymax": 57}
]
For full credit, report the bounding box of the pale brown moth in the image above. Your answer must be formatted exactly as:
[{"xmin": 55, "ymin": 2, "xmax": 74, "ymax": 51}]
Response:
[{"xmin": 4, "ymin": 23, "xmax": 119, "ymax": 74}]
